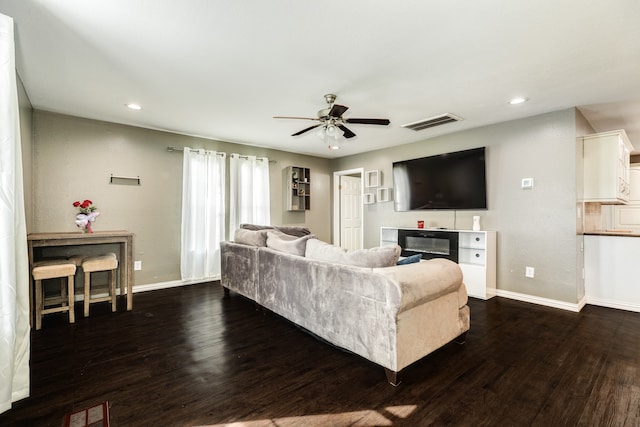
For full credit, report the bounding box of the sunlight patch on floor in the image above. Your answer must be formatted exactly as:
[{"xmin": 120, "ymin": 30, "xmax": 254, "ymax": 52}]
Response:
[{"xmin": 193, "ymin": 405, "xmax": 417, "ymax": 427}]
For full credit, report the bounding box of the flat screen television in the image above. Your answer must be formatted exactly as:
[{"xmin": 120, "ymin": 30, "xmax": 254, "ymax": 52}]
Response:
[{"xmin": 393, "ymin": 147, "xmax": 487, "ymax": 211}]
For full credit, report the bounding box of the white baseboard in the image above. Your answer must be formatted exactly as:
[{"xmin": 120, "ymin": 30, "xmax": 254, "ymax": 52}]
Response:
[
  {"xmin": 132, "ymin": 275, "xmax": 220, "ymax": 293},
  {"xmin": 496, "ymin": 289, "xmax": 639, "ymax": 313},
  {"xmin": 495, "ymin": 289, "xmax": 585, "ymax": 312},
  {"xmin": 69, "ymin": 276, "xmax": 219, "ymax": 301},
  {"xmin": 585, "ymin": 296, "xmax": 640, "ymax": 313}
]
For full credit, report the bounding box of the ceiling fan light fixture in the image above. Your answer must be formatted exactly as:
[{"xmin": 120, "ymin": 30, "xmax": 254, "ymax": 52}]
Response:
[
  {"xmin": 318, "ymin": 123, "xmax": 343, "ymax": 141},
  {"xmin": 275, "ymin": 94, "xmax": 389, "ymax": 140}
]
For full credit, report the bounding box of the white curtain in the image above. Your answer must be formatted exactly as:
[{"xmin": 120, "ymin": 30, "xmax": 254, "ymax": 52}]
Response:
[
  {"xmin": 229, "ymin": 154, "xmax": 271, "ymax": 233},
  {"xmin": 0, "ymin": 13, "xmax": 30, "ymax": 414},
  {"xmin": 180, "ymin": 148, "xmax": 226, "ymax": 280}
]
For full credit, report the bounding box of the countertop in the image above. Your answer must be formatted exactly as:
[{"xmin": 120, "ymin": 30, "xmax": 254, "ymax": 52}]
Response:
[{"xmin": 584, "ymin": 230, "xmax": 640, "ymax": 237}]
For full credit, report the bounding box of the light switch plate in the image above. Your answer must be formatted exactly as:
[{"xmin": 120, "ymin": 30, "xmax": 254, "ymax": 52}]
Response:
[
  {"xmin": 525, "ymin": 266, "xmax": 535, "ymax": 278},
  {"xmin": 522, "ymin": 178, "xmax": 534, "ymax": 189}
]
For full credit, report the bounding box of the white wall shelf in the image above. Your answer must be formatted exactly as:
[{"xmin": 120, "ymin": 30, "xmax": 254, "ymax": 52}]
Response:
[
  {"xmin": 363, "ymin": 193, "xmax": 376, "ymax": 204},
  {"xmin": 377, "ymin": 187, "xmax": 391, "ymax": 202},
  {"xmin": 364, "ymin": 170, "xmax": 380, "ymax": 188}
]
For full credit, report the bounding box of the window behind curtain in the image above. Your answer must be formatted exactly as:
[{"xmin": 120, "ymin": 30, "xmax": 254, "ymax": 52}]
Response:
[
  {"xmin": 229, "ymin": 154, "xmax": 271, "ymax": 234},
  {"xmin": 180, "ymin": 148, "xmax": 226, "ymax": 280}
]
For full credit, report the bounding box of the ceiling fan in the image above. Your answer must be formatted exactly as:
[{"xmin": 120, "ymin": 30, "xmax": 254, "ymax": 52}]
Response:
[{"xmin": 273, "ymin": 94, "xmax": 390, "ymax": 139}]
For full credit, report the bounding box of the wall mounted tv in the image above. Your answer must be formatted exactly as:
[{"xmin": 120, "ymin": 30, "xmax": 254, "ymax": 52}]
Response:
[{"xmin": 393, "ymin": 147, "xmax": 487, "ymax": 211}]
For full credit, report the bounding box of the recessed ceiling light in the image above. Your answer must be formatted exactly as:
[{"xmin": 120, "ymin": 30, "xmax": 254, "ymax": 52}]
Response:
[
  {"xmin": 126, "ymin": 103, "xmax": 142, "ymax": 110},
  {"xmin": 509, "ymin": 97, "xmax": 528, "ymax": 105}
]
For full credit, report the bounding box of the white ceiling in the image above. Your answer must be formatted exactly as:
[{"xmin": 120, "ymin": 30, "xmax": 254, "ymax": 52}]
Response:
[{"xmin": 2, "ymin": 1, "xmax": 640, "ymax": 158}]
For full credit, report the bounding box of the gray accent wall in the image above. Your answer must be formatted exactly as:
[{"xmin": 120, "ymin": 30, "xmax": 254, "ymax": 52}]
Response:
[
  {"xmin": 332, "ymin": 109, "xmax": 588, "ymax": 304},
  {"xmin": 30, "ymin": 111, "xmax": 332, "ymax": 286}
]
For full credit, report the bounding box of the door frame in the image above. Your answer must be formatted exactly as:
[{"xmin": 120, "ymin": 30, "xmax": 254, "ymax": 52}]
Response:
[{"xmin": 333, "ymin": 168, "xmax": 364, "ymax": 248}]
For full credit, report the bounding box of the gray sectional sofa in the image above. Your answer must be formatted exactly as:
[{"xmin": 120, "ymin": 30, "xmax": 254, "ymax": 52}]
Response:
[{"xmin": 220, "ymin": 224, "xmax": 470, "ymax": 385}]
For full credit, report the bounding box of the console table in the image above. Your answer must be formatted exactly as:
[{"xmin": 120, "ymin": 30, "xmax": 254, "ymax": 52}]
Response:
[
  {"xmin": 380, "ymin": 227, "xmax": 497, "ymax": 299},
  {"xmin": 27, "ymin": 231, "xmax": 135, "ymax": 316}
]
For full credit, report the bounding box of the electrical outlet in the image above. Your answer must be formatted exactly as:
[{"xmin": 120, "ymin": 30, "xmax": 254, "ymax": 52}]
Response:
[
  {"xmin": 522, "ymin": 178, "xmax": 534, "ymax": 189},
  {"xmin": 134, "ymin": 261, "xmax": 142, "ymax": 271},
  {"xmin": 525, "ymin": 266, "xmax": 535, "ymax": 278}
]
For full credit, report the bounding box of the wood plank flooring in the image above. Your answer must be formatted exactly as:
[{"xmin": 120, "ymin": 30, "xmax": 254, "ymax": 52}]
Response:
[{"xmin": 1, "ymin": 282, "xmax": 638, "ymax": 426}]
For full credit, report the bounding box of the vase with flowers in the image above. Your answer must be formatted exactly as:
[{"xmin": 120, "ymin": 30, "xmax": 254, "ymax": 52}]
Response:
[{"xmin": 73, "ymin": 199, "xmax": 100, "ymax": 233}]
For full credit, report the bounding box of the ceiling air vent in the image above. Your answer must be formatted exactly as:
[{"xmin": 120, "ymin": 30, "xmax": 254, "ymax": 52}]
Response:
[{"xmin": 401, "ymin": 113, "xmax": 463, "ymax": 131}]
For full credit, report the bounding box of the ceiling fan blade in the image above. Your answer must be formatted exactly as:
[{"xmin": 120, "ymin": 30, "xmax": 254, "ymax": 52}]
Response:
[
  {"xmin": 292, "ymin": 123, "xmax": 322, "ymax": 136},
  {"xmin": 338, "ymin": 125, "xmax": 356, "ymax": 139},
  {"xmin": 345, "ymin": 118, "xmax": 390, "ymax": 125},
  {"xmin": 273, "ymin": 116, "xmax": 319, "ymax": 121},
  {"xmin": 328, "ymin": 104, "xmax": 349, "ymax": 118}
]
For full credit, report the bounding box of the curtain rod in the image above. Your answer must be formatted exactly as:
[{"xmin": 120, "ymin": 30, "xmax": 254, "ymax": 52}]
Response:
[
  {"xmin": 166, "ymin": 146, "xmax": 225, "ymax": 157},
  {"xmin": 167, "ymin": 146, "xmax": 276, "ymax": 162},
  {"xmin": 230, "ymin": 153, "xmax": 274, "ymax": 162}
]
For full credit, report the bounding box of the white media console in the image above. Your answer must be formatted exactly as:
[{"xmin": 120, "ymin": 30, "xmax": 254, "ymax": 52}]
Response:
[{"xmin": 380, "ymin": 227, "xmax": 497, "ymax": 300}]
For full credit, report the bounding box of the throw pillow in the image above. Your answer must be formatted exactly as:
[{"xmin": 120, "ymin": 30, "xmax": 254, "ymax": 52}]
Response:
[
  {"xmin": 266, "ymin": 230, "xmax": 315, "ymax": 256},
  {"xmin": 397, "ymin": 254, "xmax": 422, "ymax": 265},
  {"xmin": 304, "ymin": 238, "xmax": 348, "ymax": 263},
  {"xmin": 305, "ymin": 239, "xmax": 401, "ymax": 268},
  {"xmin": 240, "ymin": 223, "xmax": 311, "ymax": 238},
  {"xmin": 234, "ymin": 228, "xmax": 268, "ymax": 247},
  {"xmin": 275, "ymin": 226, "xmax": 312, "ymax": 238}
]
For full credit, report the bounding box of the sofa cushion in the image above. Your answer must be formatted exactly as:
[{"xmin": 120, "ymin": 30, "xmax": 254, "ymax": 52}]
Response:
[
  {"xmin": 241, "ymin": 223, "xmax": 311, "ymax": 238},
  {"xmin": 266, "ymin": 230, "xmax": 315, "ymax": 256},
  {"xmin": 305, "ymin": 239, "xmax": 401, "ymax": 268},
  {"xmin": 397, "ymin": 254, "xmax": 422, "ymax": 265},
  {"xmin": 234, "ymin": 228, "xmax": 268, "ymax": 247}
]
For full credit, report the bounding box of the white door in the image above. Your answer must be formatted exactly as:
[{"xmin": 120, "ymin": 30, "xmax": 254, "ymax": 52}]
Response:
[{"xmin": 340, "ymin": 175, "xmax": 362, "ymax": 250}]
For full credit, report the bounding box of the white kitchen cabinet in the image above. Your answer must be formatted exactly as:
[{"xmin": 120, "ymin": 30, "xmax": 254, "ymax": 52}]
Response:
[
  {"xmin": 613, "ymin": 164, "xmax": 640, "ymax": 230},
  {"xmin": 583, "ymin": 130, "xmax": 632, "ymax": 204}
]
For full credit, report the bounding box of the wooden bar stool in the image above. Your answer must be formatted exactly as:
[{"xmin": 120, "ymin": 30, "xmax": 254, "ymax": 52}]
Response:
[
  {"xmin": 82, "ymin": 253, "xmax": 118, "ymax": 317},
  {"xmin": 32, "ymin": 262, "xmax": 76, "ymax": 330}
]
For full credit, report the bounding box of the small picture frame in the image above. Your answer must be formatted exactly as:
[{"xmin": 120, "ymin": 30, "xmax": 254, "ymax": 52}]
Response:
[{"xmin": 364, "ymin": 170, "xmax": 380, "ymax": 188}]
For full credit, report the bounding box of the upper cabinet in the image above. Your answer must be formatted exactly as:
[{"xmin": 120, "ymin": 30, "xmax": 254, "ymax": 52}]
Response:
[
  {"xmin": 613, "ymin": 164, "xmax": 640, "ymax": 230},
  {"xmin": 583, "ymin": 130, "xmax": 633, "ymax": 204}
]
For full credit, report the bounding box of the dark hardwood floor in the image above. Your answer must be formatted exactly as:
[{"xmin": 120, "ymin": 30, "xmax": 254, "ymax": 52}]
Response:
[{"xmin": 1, "ymin": 282, "xmax": 638, "ymax": 426}]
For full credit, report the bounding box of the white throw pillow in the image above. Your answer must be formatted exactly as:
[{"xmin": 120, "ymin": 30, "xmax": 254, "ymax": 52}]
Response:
[
  {"xmin": 305, "ymin": 239, "xmax": 401, "ymax": 268},
  {"xmin": 234, "ymin": 228, "xmax": 268, "ymax": 247},
  {"xmin": 266, "ymin": 230, "xmax": 315, "ymax": 256}
]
